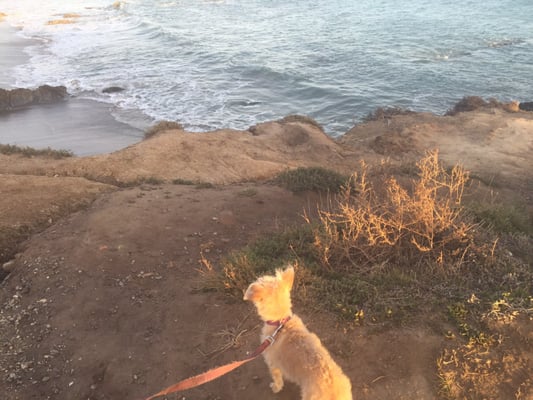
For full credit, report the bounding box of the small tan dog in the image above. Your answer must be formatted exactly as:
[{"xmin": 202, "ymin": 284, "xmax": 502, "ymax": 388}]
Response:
[{"xmin": 244, "ymin": 265, "xmax": 353, "ymax": 400}]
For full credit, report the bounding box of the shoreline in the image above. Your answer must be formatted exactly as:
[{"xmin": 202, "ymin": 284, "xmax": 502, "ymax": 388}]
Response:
[
  {"xmin": 0, "ymin": 20, "xmax": 530, "ymax": 157},
  {"xmin": 0, "ymin": 99, "xmax": 144, "ymax": 156},
  {"xmin": 0, "ymin": 22, "xmax": 32, "ymax": 89},
  {"xmin": 0, "ymin": 20, "xmax": 144, "ymax": 156}
]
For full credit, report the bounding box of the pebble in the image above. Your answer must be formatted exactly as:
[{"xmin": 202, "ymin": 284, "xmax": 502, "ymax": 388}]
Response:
[
  {"xmin": 20, "ymin": 361, "xmax": 33, "ymax": 370},
  {"xmin": 2, "ymin": 260, "xmax": 16, "ymax": 272}
]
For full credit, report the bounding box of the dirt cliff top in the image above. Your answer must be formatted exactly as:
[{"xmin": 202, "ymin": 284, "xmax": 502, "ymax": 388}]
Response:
[{"xmin": 0, "ymin": 107, "xmax": 532, "ymax": 400}]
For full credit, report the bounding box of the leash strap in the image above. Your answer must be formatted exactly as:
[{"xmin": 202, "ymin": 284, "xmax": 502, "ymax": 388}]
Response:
[
  {"xmin": 144, "ymin": 357, "xmax": 254, "ymax": 400},
  {"xmin": 143, "ymin": 320, "xmax": 288, "ymax": 400}
]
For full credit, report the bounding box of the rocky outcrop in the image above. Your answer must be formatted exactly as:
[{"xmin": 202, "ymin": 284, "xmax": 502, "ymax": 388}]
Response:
[
  {"xmin": 519, "ymin": 102, "xmax": 533, "ymax": 111},
  {"xmin": 0, "ymin": 85, "xmax": 68, "ymax": 111},
  {"xmin": 102, "ymin": 86, "xmax": 125, "ymax": 94}
]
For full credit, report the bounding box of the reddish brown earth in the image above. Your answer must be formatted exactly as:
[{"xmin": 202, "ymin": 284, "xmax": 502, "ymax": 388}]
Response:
[{"xmin": 1, "ymin": 109, "xmax": 532, "ymax": 399}]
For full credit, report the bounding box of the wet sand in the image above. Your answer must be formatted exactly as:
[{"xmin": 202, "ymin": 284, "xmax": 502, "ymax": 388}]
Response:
[
  {"xmin": 0, "ymin": 21, "xmax": 144, "ymax": 156},
  {"xmin": 0, "ymin": 100, "xmax": 144, "ymax": 156}
]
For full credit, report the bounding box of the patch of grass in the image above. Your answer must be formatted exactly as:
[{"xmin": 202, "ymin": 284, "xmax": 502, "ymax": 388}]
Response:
[
  {"xmin": 140, "ymin": 177, "xmax": 164, "ymax": 185},
  {"xmin": 171, "ymin": 179, "xmax": 215, "ymax": 189},
  {"xmin": 202, "ymin": 227, "xmax": 316, "ymax": 295},
  {"xmin": 467, "ymin": 201, "xmax": 532, "ymax": 235},
  {"xmin": 278, "ymin": 115, "xmax": 324, "ymax": 132},
  {"xmin": 309, "ymin": 267, "xmax": 425, "ymax": 325},
  {"xmin": 144, "ymin": 121, "xmax": 183, "ymax": 139},
  {"xmin": 0, "ymin": 144, "xmax": 73, "ymax": 159},
  {"xmin": 446, "ymin": 301, "xmax": 491, "ymax": 344},
  {"xmin": 468, "ymin": 173, "xmax": 501, "ymax": 188},
  {"xmin": 363, "ymin": 106, "xmax": 414, "ymax": 122},
  {"xmin": 172, "ymin": 178, "xmax": 196, "ymax": 185},
  {"xmin": 195, "ymin": 182, "xmax": 215, "ymax": 189},
  {"xmin": 204, "ymin": 228, "xmax": 428, "ymax": 325},
  {"xmin": 237, "ymin": 188, "xmax": 258, "ymax": 197},
  {"xmin": 274, "ymin": 167, "xmax": 349, "ymax": 193}
]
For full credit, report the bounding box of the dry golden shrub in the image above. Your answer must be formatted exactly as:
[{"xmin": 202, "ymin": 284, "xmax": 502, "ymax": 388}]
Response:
[{"xmin": 311, "ymin": 150, "xmax": 475, "ymax": 270}]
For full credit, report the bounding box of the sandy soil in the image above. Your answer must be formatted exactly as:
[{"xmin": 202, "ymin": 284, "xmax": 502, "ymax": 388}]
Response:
[{"xmin": 1, "ymin": 108, "xmax": 532, "ymax": 399}]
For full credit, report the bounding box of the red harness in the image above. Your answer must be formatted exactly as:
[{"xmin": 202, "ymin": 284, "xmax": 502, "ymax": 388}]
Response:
[
  {"xmin": 143, "ymin": 316, "xmax": 291, "ymax": 400},
  {"xmin": 266, "ymin": 315, "xmax": 292, "ymax": 326}
]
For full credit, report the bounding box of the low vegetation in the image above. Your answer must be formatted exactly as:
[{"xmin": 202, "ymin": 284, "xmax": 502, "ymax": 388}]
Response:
[
  {"xmin": 467, "ymin": 201, "xmax": 532, "ymax": 236},
  {"xmin": 445, "ymin": 96, "xmax": 518, "ymax": 115},
  {"xmin": 0, "ymin": 144, "xmax": 73, "ymax": 159},
  {"xmin": 203, "ymin": 151, "xmax": 533, "ymax": 398},
  {"xmin": 273, "ymin": 167, "xmax": 348, "ymax": 193},
  {"xmin": 144, "ymin": 120, "xmax": 183, "ymax": 139},
  {"xmin": 363, "ymin": 106, "xmax": 414, "ymax": 122},
  {"xmin": 278, "ymin": 114, "xmax": 325, "ymax": 132},
  {"xmin": 310, "ymin": 152, "xmax": 474, "ymax": 269}
]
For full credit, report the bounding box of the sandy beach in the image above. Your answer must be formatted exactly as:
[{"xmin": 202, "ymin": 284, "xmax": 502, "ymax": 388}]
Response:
[
  {"xmin": 0, "ymin": 21, "xmax": 143, "ymax": 156},
  {"xmin": 0, "ymin": 99, "xmax": 144, "ymax": 156}
]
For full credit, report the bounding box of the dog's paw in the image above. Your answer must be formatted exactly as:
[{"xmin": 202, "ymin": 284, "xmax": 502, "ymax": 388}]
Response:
[{"xmin": 270, "ymin": 381, "xmax": 283, "ymax": 393}]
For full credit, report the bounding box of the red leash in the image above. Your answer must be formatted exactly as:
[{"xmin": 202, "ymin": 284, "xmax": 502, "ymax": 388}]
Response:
[{"xmin": 144, "ymin": 317, "xmax": 290, "ymax": 400}]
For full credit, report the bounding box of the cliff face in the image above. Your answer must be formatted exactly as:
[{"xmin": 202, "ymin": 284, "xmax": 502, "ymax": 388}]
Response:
[
  {"xmin": 1, "ymin": 107, "xmax": 531, "ymax": 189},
  {"xmin": 0, "ymin": 116, "xmax": 354, "ymax": 185},
  {"xmin": 0, "ymin": 85, "xmax": 67, "ymax": 111},
  {"xmin": 340, "ymin": 108, "xmax": 533, "ymax": 189}
]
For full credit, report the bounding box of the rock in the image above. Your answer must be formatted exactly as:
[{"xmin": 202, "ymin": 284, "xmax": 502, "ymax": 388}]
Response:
[
  {"xmin": 502, "ymin": 100, "xmax": 520, "ymax": 113},
  {"xmin": 7, "ymin": 372, "xmax": 18, "ymax": 382},
  {"xmin": 519, "ymin": 101, "xmax": 533, "ymax": 111},
  {"xmin": 102, "ymin": 86, "xmax": 125, "ymax": 94},
  {"xmin": 9, "ymin": 88, "xmax": 34, "ymax": 108},
  {"xmin": 2, "ymin": 260, "xmax": 16, "ymax": 273},
  {"xmin": 35, "ymin": 85, "xmax": 68, "ymax": 103},
  {"xmin": 0, "ymin": 88, "xmax": 10, "ymax": 110},
  {"xmin": 0, "ymin": 85, "xmax": 68, "ymax": 111}
]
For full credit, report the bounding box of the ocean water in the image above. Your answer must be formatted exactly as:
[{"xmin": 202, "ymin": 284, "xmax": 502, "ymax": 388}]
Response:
[{"xmin": 2, "ymin": 0, "xmax": 533, "ymax": 136}]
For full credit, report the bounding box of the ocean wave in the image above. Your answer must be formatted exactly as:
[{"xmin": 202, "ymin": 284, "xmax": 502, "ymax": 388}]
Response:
[
  {"xmin": 2, "ymin": 0, "xmax": 533, "ymax": 137},
  {"xmin": 485, "ymin": 38, "xmax": 525, "ymax": 48}
]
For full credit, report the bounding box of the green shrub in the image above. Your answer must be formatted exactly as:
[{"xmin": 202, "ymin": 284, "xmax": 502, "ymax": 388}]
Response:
[
  {"xmin": 274, "ymin": 167, "xmax": 348, "ymax": 193},
  {"xmin": 468, "ymin": 202, "xmax": 532, "ymax": 235}
]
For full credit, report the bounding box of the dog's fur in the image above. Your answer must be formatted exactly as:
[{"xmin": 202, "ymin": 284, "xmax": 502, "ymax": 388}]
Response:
[{"xmin": 244, "ymin": 265, "xmax": 353, "ymax": 400}]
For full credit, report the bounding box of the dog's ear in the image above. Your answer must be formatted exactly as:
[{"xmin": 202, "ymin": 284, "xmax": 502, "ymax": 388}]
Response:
[
  {"xmin": 279, "ymin": 265, "xmax": 294, "ymax": 291},
  {"xmin": 243, "ymin": 282, "xmax": 263, "ymax": 302}
]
